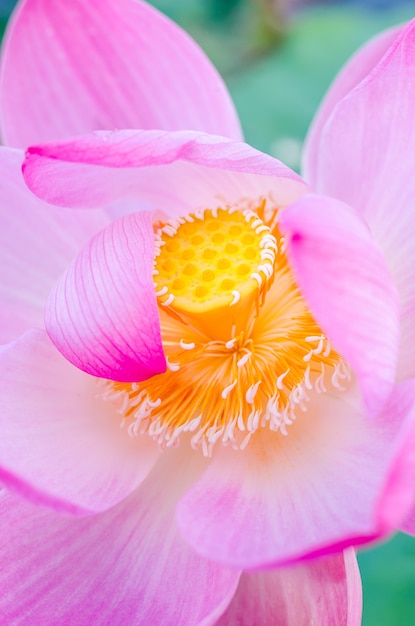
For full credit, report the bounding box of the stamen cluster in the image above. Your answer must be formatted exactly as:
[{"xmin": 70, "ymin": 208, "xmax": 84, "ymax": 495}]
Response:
[{"xmin": 102, "ymin": 199, "xmax": 350, "ymax": 456}]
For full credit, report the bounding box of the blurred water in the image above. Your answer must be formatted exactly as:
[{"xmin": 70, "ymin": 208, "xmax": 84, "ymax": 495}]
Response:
[{"xmin": 0, "ymin": 0, "xmax": 16, "ymax": 19}]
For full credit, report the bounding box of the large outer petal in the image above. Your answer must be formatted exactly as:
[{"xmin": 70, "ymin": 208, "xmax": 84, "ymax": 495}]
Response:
[
  {"xmin": 0, "ymin": 146, "xmax": 109, "ymax": 343},
  {"xmin": 280, "ymin": 193, "xmax": 399, "ymax": 417},
  {"xmin": 23, "ymin": 129, "xmax": 308, "ymax": 217},
  {"xmin": 217, "ymin": 550, "xmax": 362, "ymax": 626},
  {"xmin": 0, "ymin": 453, "xmax": 240, "ymax": 626},
  {"xmin": 176, "ymin": 380, "xmax": 415, "ymax": 570},
  {"xmin": 0, "ymin": 0, "xmax": 241, "ymax": 147},
  {"xmin": 303, "ymin": 23, "xmax": 402, "ymax": 183},
  {"xmin": 306, "ymin": 20, "xmax": 415, "ymax": 381},
  {"xmin": 46, "ymin": 211, "xmax": 166, "ymax": 382},
  {"xmin": 0, "ymin": 329, "xmax": 161, "ymax": 515}
]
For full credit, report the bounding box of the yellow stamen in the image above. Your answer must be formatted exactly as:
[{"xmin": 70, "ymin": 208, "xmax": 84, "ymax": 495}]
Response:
[{"xmin": 103, "ymin": 198, "xmax": 350, "ymax": 456}]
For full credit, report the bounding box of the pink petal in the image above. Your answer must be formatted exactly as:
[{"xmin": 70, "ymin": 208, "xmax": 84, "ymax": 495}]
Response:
[
  {"xmin": 217, "ymin": 550, "xmax": 362, "ymax": 626},
  {"xmin": 0, "ymin": 146, "xmax": 109, "ymax": 343},
  {"xmin": 376, "ymin": 378, "xmax": 415, "ymax": 535},
  {"xmin": 308, "ymin": 20, "xmax": 415, "ymax": 380},
  {"xmin": 280, "ymin": 193, "xmax": 399, "ymax": 417},
  {"xmin": 0, "ymin": 0, "xmax": 241, "ymax": 147},
  {"xmin": 177, "ymin": 381, "xmax": 409, "ymax": 569},
  {"xmin": 0, "ymin": 454, "xmax": 240, "ymax": 625},
  {"xmin": 397, "ymin": 304, "xmax": 415, "ymax": 381},
  {"xmin": 23, "ymin": 129, "xmax": 307, "ymax": 215},
  {"xmin": 0, "ymin": 329, "xmax": 161, "ymax": 514},
  {"xmin": 45, "ymin": 211, "xmax": 166, "ymax": 382},
  {"xmin": 303, "ymin": 24, "xmax": 402, "ymax": 183},
  {"xmin": 402, "ymin": 509, "xmax": 415, "ymax": 535}
]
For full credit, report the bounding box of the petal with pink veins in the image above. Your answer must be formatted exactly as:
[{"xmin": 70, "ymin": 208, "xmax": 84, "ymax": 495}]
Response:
[
  {"xmin": 280, "ymin": 193, "xmax": 399, "ymax": 417},
  {"xmin": 303, "ymin": 23, "xmax": 402, "ymax": 183},
  {"xmin": 0, "ymin": 0, "xmax": 241, "ymax": 147},
  {"xmin": 23, "ymin": 129, "xmax": 308, "ymax": 218},
  {"xmin": 0, "ymin": 329, "xmax": 161, "ymax": 515},
  {"xmin": 307, "ymin": 20, "xmax": 415, "ymax": 380},
  {"xmin": 177, "ymin": 379, "xmax": 413, "ymax": 570},
  {"xmin": 0, "ymin": 146, "xmax": 109, "ymax": 343},
  {"xmin": 45, "ymin": 210, "xmax": 166, "ymax": 382},
  {"xmin": 217, "ymin": 549, "xmax": 362, "ymax": 626},
  {"xmin": 0, "ymin": 449, "xmax": 240, "ymax": 626}
]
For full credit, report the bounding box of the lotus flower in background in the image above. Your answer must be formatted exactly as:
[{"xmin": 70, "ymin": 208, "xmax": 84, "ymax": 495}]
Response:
[{"xmin": 1, "ymin": 0, "xmax": 415, "ymax": 623}]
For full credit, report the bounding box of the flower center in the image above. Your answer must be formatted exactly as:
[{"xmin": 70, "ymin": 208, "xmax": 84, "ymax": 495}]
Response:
[
  {"xmin": 152, "ymin": 205, "xmax": 276, "ymax": 341},
  {"xmin": 102, "ymin": 199, "xmax": 350, "ymax": 456}
]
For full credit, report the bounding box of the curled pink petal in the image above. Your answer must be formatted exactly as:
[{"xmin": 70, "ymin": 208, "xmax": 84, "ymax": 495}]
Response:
[
  {"xmin": 0, "ymin": 146, "xmax": 109, "ymax": 343},
  {"xmin": 0, "ymin": 329, "xmax": 161, "ymax": 514},
  {"xmin": 280, "ymin": 193, "xmax": 400, "ymax": 417},
  {"xmin": 46, "ymin": 210, "xmax": 166, "ymax": 382},
  {"xmin": 0, "ymin": 455, "xmax": 240, "ymax": 625},
  {"xmin": 217, "ymin": 549, "xmax": 362, "ymax": 626},
  {"xmin": 23, "ymin": 129, "xmax": 308, "ymax": 214},
  {"xmin": 0, "ymin": 0, "xmax": 241, "ymax": 147}
]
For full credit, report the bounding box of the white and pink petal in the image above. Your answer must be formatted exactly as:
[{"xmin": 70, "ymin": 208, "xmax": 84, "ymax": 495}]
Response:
[
  {"xmin": 0, "ymin": 0, "xmax": 241, "ymax": 147},
  {"xmin": 177, "ymin": 380, "xmax": 414, "ymax": 570},
  {"xmin": 303, "ymin": 23, "xmax": 402, "ymax": 183},
  {"xmin": 0, "ymin": 456, "xmax": 240, "ymax": 626},
  {"xmin": 306, "ymin": 20, "xmax": 415, "ymax": 380},
  {"xmin": 377, "ymin": 379, "xmax": 415, "ymax": 535},
  {"xmin": 0, "ymin": 146, "xmax": 109, "ymax": 343},
  {"xmin": 280, "ymin": 193, "xmax": 399, "ymax": 416},
  {"xmin": 217, "ymin": 550, "xmax": 362, "ymax": 626},
  {"xmin": 0, "ymin": 329, "xmax": 161, "ymax": 514},
  {"xmin": 23, "ymin": 129, "xmax": 308, "ymax": 218}
]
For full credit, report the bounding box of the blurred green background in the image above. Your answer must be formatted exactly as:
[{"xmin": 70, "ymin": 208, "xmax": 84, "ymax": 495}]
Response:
[{"xmin": 2, "ymin": 0, "xmax": 415, "ymax": 623}]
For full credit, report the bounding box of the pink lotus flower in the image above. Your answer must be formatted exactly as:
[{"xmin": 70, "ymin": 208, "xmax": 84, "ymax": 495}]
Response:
[{"xmin": 1, "ymin": 0, "xmax": 415, "ymax": 623}]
